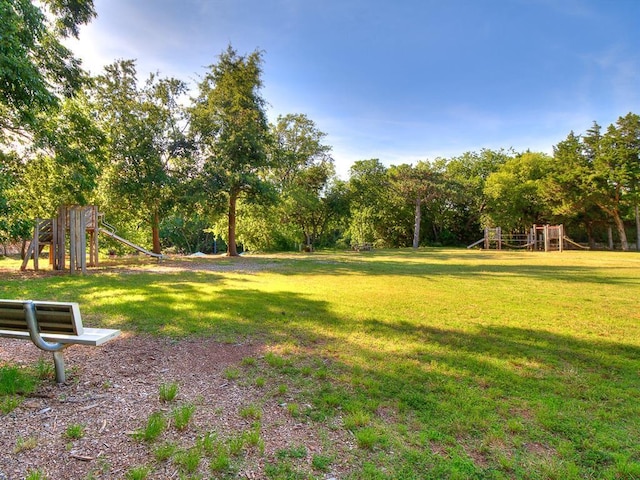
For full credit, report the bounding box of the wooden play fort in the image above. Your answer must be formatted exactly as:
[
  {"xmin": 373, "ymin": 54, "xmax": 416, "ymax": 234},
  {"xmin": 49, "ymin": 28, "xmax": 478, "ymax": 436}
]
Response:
[
  {"xmin": 21, "ymin": 205, "xmax": 161, "ymax": 273},
  {"xmin": 467, "ymin": 224, "xmax": 586, "ymax": 251}
]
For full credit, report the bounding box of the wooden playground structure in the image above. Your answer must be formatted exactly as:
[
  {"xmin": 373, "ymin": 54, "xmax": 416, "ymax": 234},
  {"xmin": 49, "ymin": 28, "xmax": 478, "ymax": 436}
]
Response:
[
  {"xmin": 21, "ymin": 205, "xmax": 161, "ymax": 273},
  {"xmin": 467, "ymin": 224, "xmax": 587, "ymax": 251}
]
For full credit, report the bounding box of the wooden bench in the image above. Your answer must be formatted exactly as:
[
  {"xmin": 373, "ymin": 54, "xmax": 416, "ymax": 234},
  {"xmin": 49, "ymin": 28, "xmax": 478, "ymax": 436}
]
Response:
[{"xmin": 0, "ymin": 300, "xmax": 120, "ymax": 383}]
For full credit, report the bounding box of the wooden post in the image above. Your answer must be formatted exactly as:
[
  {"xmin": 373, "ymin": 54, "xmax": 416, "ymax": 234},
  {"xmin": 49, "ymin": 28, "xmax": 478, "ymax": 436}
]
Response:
[
  {"xmin": 529, "ymin": 226, "xmax": 534, "ymax": 251},
  {"xmin": 484, "ymin": 228, "xmax": 489, "ymax": 249},
  {"xmin": 80, "ymin": 207, "xmax": 87, "ymax": 274},
  {"xmin": 559, "ymin": 224, "xmax": 564, "ymax": 252},
  {"xmin": 69, "ymin": 208, "xmax": 76, "ymax": 273},
  {"xmin": 33, "ymin": 219, "xmax": 40, "ymax": 271},
  {"xmin": 497, "ymin": 227, "xmax": 502, "ymax": 250},
  {"xmin": 90, "ymin": 206, "xmax": 99, "ymax": 267},
  {"xmin": 56, "ymin": 206, "xmax": 66, "ymax": 270},
  {"xmin": 49, "ymin": 218, "xmax": 58, "ymax": 270},
  {"xmin": 544, "ymin": 224, "xmax": 549, "ymax": 252}
]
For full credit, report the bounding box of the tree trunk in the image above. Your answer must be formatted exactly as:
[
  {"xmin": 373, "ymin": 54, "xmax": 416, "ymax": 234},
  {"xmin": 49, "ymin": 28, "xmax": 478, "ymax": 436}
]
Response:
[
  {"xmin": 611, "ymin": 210, "xmax": 629, "ymax": 251},
  {"xmin": 151, "ymin": 211, "xmax": 162, "ymax": 254},
  {"xmin": 636, "ymin": 204, "xmax": 640, "ymax": 251},
  {"xmin": 413, "ymin": 197, "xmax": 421, "ymax": 249},
  {"xmin": 586, "ymin": 223, "xmax": 596, "ymax": 249},
  {"xmin": 608, "ymin": 225, "xmax": 614, "ymax": 250},
  {"xmin": 227, "ymin": 193, "xmax": 239, "ymax": 256}
]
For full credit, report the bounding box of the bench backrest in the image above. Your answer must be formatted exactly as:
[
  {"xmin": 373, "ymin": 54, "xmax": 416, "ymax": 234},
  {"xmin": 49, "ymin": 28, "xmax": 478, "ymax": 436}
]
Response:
[{"xmin": 0, "ymin": 300, "xmax": 84, "ymax": 336}]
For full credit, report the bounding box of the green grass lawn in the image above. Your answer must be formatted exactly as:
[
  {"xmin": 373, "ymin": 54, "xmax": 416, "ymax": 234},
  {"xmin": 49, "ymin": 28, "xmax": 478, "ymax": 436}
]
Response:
[{"xmin": 2, "ymin": 249, "xmax": 640, "ymax": 479}]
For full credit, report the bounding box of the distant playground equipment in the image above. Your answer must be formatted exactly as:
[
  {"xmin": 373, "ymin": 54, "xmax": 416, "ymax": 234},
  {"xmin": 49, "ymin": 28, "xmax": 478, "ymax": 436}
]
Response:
[
  {"xmin": 467, "ymin": 224, "xmax": 588, "ymax": 252},
  {"xmin": 20, "ymin": 205, "xmax": 162, "ymax": 273}
]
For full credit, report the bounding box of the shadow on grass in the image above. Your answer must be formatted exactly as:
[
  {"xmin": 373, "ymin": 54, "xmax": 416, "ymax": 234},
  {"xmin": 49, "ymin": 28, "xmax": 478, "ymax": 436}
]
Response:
[{"xmin": 269, "ymin": 249, "xmax": 640, "ymax": 286}]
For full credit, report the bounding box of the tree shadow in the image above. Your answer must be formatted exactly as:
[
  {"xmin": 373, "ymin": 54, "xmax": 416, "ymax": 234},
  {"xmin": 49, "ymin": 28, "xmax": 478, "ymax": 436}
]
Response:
[{"xmin": 273, "ymin": 249, "xmax": 640, "ymax": 285}]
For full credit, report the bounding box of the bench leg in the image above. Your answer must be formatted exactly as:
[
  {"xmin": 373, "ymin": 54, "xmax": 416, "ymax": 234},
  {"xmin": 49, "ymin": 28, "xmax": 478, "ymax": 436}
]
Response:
[{"xmin": 53, "ymin": 351, "xmax": 66, "ymax": 383}]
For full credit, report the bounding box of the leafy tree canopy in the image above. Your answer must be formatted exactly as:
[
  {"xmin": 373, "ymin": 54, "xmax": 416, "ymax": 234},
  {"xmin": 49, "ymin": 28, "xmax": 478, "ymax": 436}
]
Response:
[{"xmin": 0, "ymin": 0, "xmax": 95, "ymax": 141}]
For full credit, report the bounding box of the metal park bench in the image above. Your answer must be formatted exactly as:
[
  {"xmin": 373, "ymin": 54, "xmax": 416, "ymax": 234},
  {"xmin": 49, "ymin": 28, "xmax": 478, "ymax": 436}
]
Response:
[{"xmin": 0, "ymin": 300, "xmax": 120, "ymax": 383}]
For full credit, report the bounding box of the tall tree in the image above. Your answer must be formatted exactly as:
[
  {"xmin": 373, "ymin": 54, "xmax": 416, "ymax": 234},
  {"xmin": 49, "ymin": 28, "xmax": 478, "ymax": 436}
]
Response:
[
  {"xmin": 347, "ymin": 159, "xmax": 389, "ymax": 246},
  {"xmin": 269, "ymin": 113, "xmax": 341, "ymax": 250},
  {"xmin": 0, "ymin": 151, "xmax": 31, "ymax": 253},
  {"xmin": 612, "ymin": 113, "xmax": 640, "ymax": 250},
  {"xmin": 270, "ymin": 113, "xmax": 332, "ymax": 189},
  {"xmin": 1, "ymin": 0, "xmax": 95, "ymax": 142},
  {"xmin": 584, "ymin": 116, "xmax": 640, "ymax": 251},
  {"xmin": 190, "ymin": 46, "xmax": 271, "ymax": 256},
  {"xmin": 389, "ymin": 161, "xmax": 443, "ymax": 248},
  {"xmin": 548, "ymin": 131, "xmax": 606, "ymax": 246},
  {"xmin": 445, "ymin": 149, "xmax": 510, "ymax": 243},
  {"xmin": 484, "ymin": 152, "xmax": 554, "ymax": 232},
  {"xmin": 281, "ymin": 163, "xmax": 344, "ymax": 250},
  {"xmin": 94, "ymin": 60, "xmax": 190, "ymax": 254}
]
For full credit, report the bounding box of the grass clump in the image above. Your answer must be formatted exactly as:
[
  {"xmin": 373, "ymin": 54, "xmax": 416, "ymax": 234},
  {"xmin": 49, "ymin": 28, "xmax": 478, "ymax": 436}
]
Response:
[
  {"xmin": 173, "ymin": 447, "xmax": 201, "ymax": 474},
  {"xmin": 14, "ymin": 436, "xmax": 38, "ymax": 453},
  {"xmin": 354, "ymin": 427, "xmax": 387, "ymax": 450},
  {"xmin": 311, "ymin": 454, "xmax": 333, "ymax": 471},
  {"xmin": 124, "ymin": 466, "xmax": 151, "ymax": 480},
  {"xmin": 25, "ymin": 470, "xmax": 46, "ymax": 480},
  {"xmin": 276, "ymin": 445, "xmax": 307, "ymax": 459},
  {"xmin": 227, "ymin": 434, "xmax": 245, "ymax": 456},
  {"xmin": 210, "ymin": 450, "xmax": 231, "ymax": 472},
  {"xmin": 1, "ymin": 395, "xmax": 22, "ymax": 415},
  {"xmin": 1, "ymin": 363, "xmax": 44, "ymax": 415},
  {"xmin": 343, "ymin": 410, "xmax": 371, "ymax": 430},
  {"xmin": 242, "ymin": 424, "xmax": 265, "ymax": 452},
  {"xmin": 286, "ymin": 402, "xmax": 300, "ymax": 417},
  {"xmin": 64, "ymin": 423, "xmax": 85, "ymax": 439},
  {"xmin": 264, "ymin": 460, "xmax": 306, "ymax": 480},
  {"xmin": 241, "ymin": 356, "xmax": 257, "ymax": 367},
  {"xmin": 153, "ymin": 441, "xmax": 177, "ymax": 462},
  {"xmin": 133, "ymin": 411, "xmax": 165, "ymax": 442},
  {"xmin": 171, "ymin": 403, "xmax": 196, "ymax": 431},
  {"xmin": 239, "ymin": 403, "xmax": 262, "ymax": 420},
  {"xmin": 264, "ymin": 352, "xmax": 288, "ymax": 369},
  {"xmin": 223, "ymin": 366, "xmax": 241, "ymax": 380},
  {"xmin": 0, "ymin": 364, "xmax": 39, "ymax": 414},
  {"xmin": 158, "ymin": 382, "xmax": 179, "ymax": 402}
]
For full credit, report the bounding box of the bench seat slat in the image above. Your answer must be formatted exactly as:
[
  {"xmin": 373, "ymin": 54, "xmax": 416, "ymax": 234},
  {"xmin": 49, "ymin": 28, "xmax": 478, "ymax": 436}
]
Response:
[
  {"xmin": 0, "ymin": 327, "xmax": 120, "ymax": 346},
  {"xmin": 0, "ymin": 300, "xmax": 83, "ymax": 335}
]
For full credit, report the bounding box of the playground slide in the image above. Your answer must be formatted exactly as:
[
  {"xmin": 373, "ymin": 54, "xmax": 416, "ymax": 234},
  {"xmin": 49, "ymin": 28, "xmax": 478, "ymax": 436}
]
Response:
[{"xmin": 98, "ymin": 228, "xmax": 163, "ymax": 259}]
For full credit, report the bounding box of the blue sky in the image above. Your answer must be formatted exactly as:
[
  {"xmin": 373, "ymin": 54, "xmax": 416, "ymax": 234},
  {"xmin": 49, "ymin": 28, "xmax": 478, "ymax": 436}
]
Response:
[{"xmin": 66, "ymin": 0, "xmax": 640, "ymax": 178}]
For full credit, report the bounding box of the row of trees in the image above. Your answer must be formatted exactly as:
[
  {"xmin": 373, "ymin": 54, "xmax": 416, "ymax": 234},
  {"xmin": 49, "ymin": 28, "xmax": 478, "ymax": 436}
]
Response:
[{"xmin": 2, "ymin": 1, "xmax": 640, "ymax": 255}]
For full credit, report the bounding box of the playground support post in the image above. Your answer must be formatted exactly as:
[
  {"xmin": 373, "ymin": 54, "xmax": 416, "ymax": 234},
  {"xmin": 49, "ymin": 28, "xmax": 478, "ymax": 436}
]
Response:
[
  {"xmin": 68, "ymin": 206, "xmax": 88, "ymax": 274},
  {"xmin": 33, "ymin": 220, "xmax": 40, "ymax": 271},
  {"xmin": 55, "ymin": 207, "xmax": 66, "ymax": 270}
]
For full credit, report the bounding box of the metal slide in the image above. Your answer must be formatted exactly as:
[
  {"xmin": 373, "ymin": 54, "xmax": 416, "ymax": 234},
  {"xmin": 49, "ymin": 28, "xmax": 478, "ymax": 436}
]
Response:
[{"xmin": 98, "ymin": 228, "xmax": 163, "ymax": 258}]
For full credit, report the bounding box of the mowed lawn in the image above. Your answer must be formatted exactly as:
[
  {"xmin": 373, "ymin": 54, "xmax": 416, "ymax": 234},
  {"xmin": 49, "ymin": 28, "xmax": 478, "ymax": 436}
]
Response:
[{"xmin": 2, "ymin": 249, "xmax": 640, "ymax": 479}]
